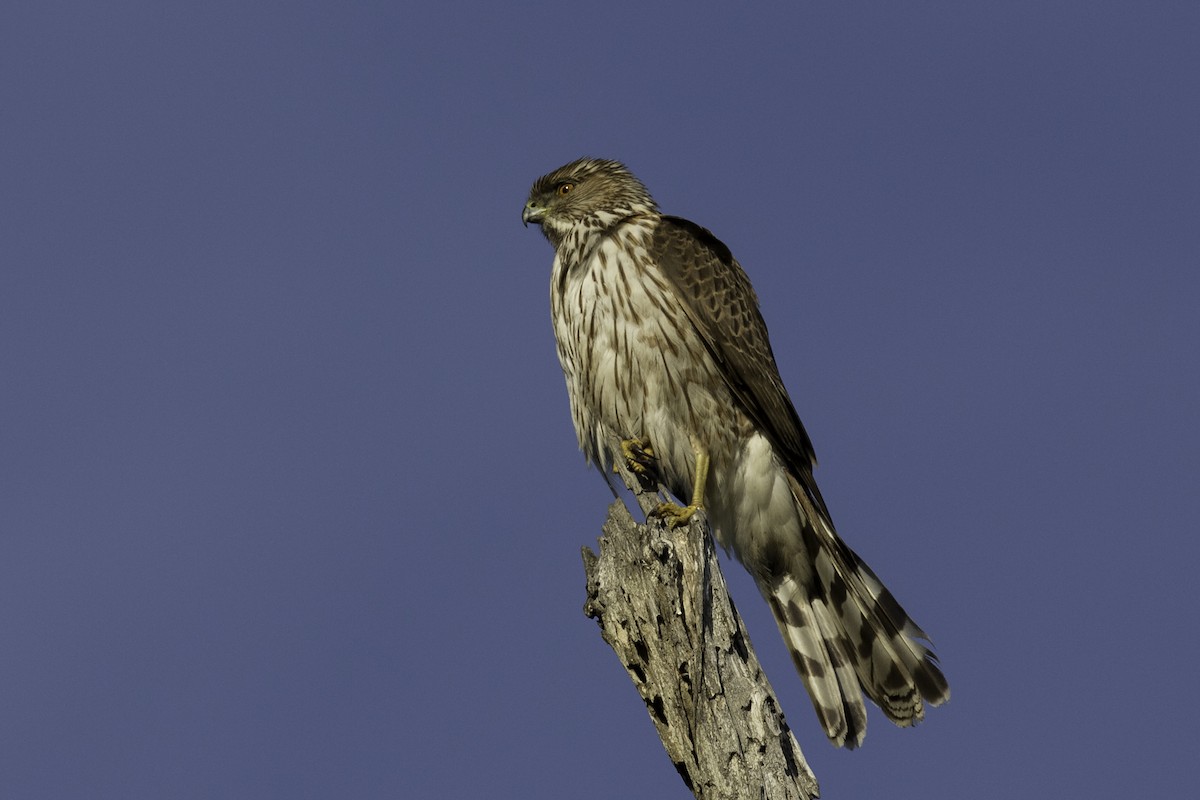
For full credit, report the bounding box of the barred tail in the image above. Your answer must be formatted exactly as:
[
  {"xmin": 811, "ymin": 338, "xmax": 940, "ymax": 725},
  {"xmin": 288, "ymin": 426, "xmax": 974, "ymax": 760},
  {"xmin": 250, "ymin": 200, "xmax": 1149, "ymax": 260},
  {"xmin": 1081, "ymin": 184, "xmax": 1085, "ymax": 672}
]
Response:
[{"xmin": 760, "ymin": 475, "xmax": 950, "ymax": 748}]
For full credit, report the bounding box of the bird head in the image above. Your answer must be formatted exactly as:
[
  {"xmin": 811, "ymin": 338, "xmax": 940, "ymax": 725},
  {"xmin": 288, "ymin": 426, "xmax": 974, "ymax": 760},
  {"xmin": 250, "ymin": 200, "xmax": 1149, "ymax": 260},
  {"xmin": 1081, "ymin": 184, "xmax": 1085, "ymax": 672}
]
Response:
[{"xmin": 523, "ymin": 158, "xmax": 658, "ymax": 247}]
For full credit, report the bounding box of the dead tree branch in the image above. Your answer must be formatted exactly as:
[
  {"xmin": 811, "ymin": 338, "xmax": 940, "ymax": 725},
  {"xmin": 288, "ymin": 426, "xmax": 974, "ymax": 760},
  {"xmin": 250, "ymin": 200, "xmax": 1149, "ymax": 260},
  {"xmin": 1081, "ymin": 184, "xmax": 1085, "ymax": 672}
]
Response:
[{"xmin": 581, "ymin": 468, "xmax": 819, "ymax": 800}]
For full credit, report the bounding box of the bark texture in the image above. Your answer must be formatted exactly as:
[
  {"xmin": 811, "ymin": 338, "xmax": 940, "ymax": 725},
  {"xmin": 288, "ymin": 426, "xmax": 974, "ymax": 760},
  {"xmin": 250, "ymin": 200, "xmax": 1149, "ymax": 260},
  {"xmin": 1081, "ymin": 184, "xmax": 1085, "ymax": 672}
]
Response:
[{"xmin": 581, "ymin": 472, "xmax": 820, "ymax": 800}]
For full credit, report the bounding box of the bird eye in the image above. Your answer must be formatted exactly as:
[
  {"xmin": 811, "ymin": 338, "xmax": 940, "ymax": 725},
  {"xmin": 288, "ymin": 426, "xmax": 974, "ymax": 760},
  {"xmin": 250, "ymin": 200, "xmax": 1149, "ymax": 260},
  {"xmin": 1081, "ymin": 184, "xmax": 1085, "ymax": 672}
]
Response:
[{"xmin": 557, "ymin": 183, "xmax": 574, "ymax": 196}]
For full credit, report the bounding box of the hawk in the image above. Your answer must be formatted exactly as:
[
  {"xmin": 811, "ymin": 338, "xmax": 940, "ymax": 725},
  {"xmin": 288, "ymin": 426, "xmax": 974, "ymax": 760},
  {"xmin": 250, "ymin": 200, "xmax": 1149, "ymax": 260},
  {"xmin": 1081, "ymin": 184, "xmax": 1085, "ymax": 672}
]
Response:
[{"xmin": 523, "ymin": 157, "xmax": 948, "ymax": 748}]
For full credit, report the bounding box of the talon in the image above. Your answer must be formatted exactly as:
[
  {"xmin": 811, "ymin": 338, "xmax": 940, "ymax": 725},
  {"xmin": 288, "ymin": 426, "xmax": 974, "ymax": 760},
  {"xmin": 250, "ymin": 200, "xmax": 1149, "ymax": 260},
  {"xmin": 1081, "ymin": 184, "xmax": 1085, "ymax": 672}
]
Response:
[
  {"xmin": 620, "ymin": 437, "xmax": 656, "ymax": 475},
  {"xmin": 649, "ymin": 502, "xmax": 701, "ymax": 529}
]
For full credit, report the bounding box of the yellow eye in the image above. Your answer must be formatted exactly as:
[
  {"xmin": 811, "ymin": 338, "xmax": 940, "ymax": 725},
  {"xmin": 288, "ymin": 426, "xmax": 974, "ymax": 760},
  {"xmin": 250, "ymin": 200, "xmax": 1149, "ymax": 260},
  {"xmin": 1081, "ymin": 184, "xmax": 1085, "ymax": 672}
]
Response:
[{"xmin": 557, "ymin": 182, "xmax": 574, "ymax": 196}]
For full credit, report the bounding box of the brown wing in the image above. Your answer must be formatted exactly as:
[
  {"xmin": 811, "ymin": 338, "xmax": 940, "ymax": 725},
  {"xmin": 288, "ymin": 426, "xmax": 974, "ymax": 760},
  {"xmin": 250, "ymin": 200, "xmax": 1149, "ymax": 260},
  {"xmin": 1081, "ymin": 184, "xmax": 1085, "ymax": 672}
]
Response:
[{"xmin": 651, "ymin": 215, "xmax": 832, "ymax": 521}]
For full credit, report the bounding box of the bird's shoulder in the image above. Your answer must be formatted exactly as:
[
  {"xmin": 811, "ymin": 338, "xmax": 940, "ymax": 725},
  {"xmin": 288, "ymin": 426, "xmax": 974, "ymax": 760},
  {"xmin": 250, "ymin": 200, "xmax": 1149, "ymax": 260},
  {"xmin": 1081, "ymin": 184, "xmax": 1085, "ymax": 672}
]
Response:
[
  {"xmin": 653, "ymin": 214, "xmax": 735, "ymax": 267},
  {"xmin": 646, "ymin": 214, "xmax": 760, "ymax": 334}
]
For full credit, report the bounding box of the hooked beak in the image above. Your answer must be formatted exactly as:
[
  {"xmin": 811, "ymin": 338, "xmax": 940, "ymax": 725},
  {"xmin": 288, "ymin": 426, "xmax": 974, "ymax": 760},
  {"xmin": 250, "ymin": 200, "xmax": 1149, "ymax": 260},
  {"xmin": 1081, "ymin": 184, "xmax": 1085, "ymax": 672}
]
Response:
[{"xmin": 522, "ymin": 201, "xmax": 545, "ymax": 227}]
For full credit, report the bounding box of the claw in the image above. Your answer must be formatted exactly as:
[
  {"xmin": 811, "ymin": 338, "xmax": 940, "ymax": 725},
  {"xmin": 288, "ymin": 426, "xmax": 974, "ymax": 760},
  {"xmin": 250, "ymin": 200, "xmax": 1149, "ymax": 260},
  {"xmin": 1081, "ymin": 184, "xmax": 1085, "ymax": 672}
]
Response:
[
  {"xmin": 620, "ymin": 437, "xmax": 656, "ymax": 476},
  {"xmin": 649, "ymin": 502, "xmax": 701, "ymax": 529}
]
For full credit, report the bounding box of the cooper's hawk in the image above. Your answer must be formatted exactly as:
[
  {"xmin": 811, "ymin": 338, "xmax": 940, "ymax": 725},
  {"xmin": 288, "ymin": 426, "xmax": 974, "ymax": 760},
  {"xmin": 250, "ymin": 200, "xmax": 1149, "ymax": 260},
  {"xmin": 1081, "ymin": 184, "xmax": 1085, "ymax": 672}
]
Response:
[{"xmin": 523, "ymin": 158, "xmax": 948, "ymax": 748}]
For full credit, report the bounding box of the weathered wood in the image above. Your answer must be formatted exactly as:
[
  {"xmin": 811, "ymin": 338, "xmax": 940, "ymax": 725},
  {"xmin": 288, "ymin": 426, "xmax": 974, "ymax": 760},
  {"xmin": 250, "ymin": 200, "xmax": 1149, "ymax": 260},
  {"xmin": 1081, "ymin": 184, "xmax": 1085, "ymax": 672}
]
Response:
[{"xmin": 582, "ymin": 470, "xmax": 819, "ymax": 800}]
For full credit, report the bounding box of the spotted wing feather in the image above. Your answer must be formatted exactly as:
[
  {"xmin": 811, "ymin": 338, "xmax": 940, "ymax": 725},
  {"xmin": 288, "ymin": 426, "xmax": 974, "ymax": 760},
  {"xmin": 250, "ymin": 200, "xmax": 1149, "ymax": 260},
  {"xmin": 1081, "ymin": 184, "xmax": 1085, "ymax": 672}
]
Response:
[{"xmin": 650, "ymin": 216, "xmax": 831, "ymax": 520}]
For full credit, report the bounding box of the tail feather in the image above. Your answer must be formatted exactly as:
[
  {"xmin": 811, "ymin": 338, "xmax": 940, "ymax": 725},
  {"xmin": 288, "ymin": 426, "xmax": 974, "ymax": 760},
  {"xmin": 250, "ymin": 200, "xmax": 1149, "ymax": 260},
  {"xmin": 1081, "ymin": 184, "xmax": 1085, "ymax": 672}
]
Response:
[
  {"xmin": 761, "ymin": 475, "xmax": 949, "ymax": 747},
  {"xmin": 830, "ymin": 539, "xmax": 948, "ymax": 722},
  {"xmin": 767, "ymin": 577, "xmax": 868, "ymax": 748}
]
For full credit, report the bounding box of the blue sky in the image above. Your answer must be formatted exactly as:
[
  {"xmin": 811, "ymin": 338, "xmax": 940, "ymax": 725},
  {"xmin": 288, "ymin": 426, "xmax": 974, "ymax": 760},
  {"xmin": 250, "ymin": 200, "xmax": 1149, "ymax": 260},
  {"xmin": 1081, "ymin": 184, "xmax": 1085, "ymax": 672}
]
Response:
[{"xmin": 2, "ymin": 2, "xmax": 1197, "ymax": 798}]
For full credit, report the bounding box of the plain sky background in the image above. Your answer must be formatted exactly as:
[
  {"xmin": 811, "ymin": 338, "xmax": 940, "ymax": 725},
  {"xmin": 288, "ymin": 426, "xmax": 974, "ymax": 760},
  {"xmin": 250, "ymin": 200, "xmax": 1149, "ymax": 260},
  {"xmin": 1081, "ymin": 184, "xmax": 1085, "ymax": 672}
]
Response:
[{"xmin": 3, "ymin": 2, "xmax": 1197, "ymax": 798}]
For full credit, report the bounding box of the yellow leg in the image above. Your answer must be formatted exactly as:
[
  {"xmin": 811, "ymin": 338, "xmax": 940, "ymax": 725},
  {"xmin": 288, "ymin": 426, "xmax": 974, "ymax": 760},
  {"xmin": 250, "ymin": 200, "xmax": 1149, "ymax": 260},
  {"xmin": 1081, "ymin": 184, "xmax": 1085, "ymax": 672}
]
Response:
[{"xmin": 650, "ymin": 444, "xmax": 709, "ymax": 528}]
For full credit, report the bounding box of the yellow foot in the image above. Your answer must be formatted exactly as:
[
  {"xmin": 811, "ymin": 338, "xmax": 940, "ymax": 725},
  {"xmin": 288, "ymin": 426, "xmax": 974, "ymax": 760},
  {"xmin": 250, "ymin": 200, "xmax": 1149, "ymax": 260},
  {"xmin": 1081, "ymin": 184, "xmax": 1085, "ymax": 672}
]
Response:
[
  {"xmin": 619, "ymin": 437, "xmax": 656, "ymax": 476},
  {"xmin": 649, "ymin": 502, "xmax": 701, "ymax": 529}
]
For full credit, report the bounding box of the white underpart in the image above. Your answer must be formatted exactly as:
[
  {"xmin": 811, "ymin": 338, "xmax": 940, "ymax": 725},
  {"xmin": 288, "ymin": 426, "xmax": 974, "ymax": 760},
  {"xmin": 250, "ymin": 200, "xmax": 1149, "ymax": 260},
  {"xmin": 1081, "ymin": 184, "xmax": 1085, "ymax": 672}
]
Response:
[
  {"xmin": 552, "ymin": 220, "xmax": 720, "ymax": 499},
  {"xmin": 721, "ymin": 433, "xmax": 803, "ymax": 560}
]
